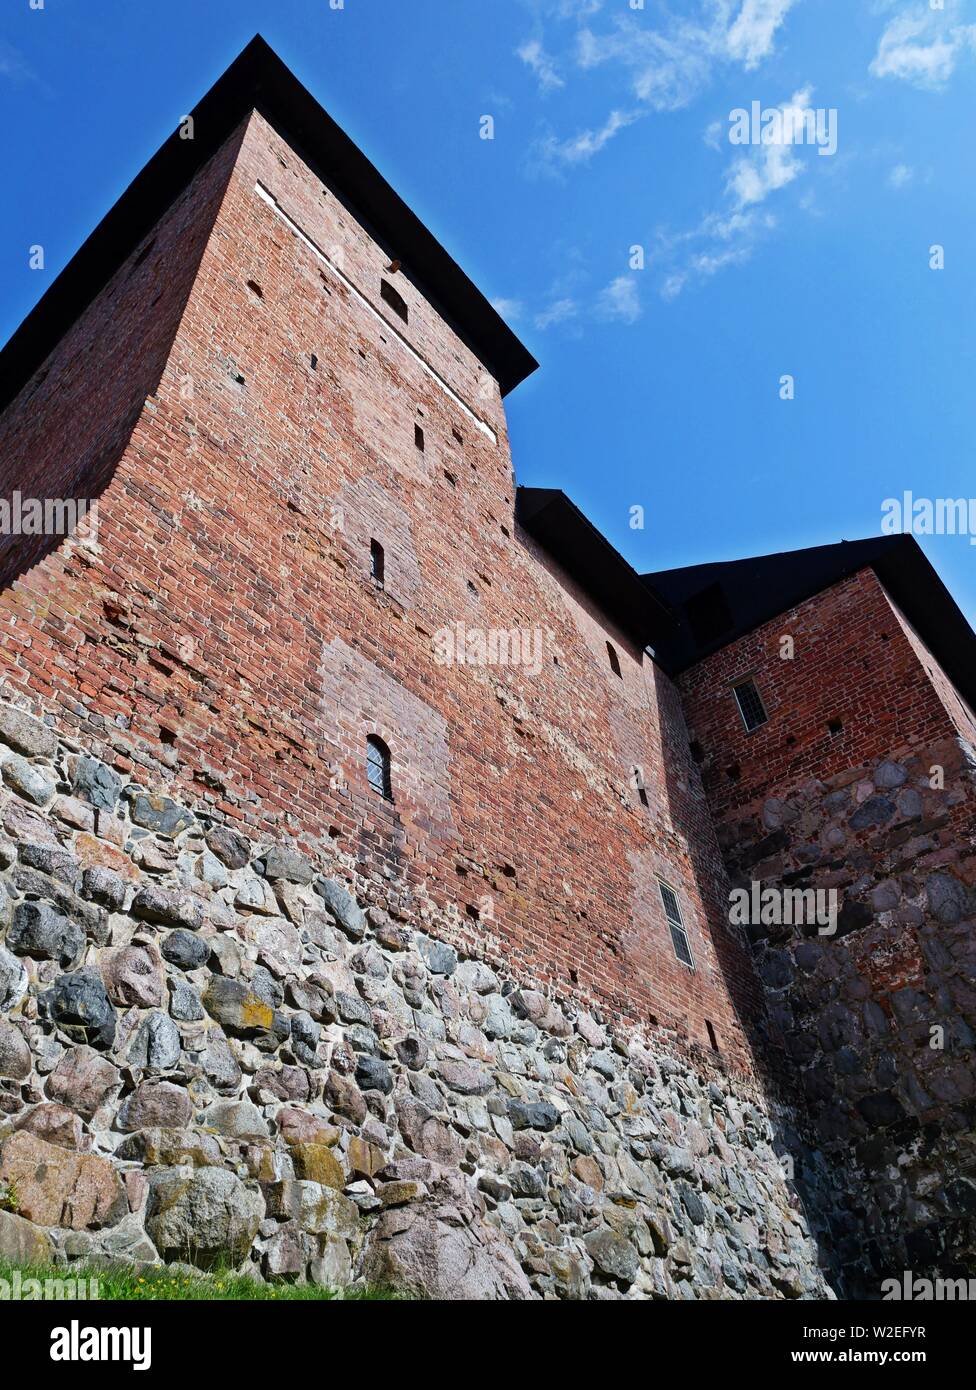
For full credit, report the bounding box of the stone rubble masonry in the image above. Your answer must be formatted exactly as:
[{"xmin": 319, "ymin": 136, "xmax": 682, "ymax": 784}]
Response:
[
  {"xmin": 679, "ymin": 566, "xmax": 976, "ymax": 1295},
  {"xmin": 0, "ymin": 711, "xmax": 833, "ymax": 1299}
]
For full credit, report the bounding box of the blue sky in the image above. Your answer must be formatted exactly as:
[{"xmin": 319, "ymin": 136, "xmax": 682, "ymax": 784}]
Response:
[{"xmin": 2, "ymin": 0, "xmax": 974, "ymax": 626}]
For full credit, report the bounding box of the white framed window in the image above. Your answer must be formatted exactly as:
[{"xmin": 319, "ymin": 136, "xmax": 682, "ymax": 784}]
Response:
[
  {"xmin": 732, "ymin": 677, "xmax": 767, "ymax": 732},
  {"xmin": 658, "ymin": 879, "xmax": 694, "ymax": 969}
]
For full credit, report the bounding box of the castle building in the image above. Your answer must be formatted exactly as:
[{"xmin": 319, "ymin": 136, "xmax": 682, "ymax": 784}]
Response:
[{"xmin": 0, "ymin": 37, "xmax": 972, "ymax": 1299}]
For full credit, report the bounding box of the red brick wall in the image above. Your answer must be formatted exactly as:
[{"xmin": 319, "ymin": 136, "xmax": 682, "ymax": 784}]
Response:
[
  {"xmin": 886, "ymin": 588, "xmax": 976, "ymax": 752},
  {"xmin": 679, "ymin": 567, "xmax": 963, "ymax": 818},
  {"xmin": 0, "ymin": 112, "xmax": 759, "ymax": 1073},
  {"xmin": 0, "ymin": 126, "xmax": 246, "ymax": 596}
]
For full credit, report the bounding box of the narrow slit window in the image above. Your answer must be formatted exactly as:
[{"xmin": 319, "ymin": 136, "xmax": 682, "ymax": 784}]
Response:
[
  {"xmin": 659, "ymin": 880, "xmax": 694, "ymax": 969},
  {"xmin": 366, "ymin": 735, "xmax": 393, "ymax": 801},
  {"xmin": 370, "ymin": 538, "xmax": 385, "ymax": 588},
  {"xmin": 414, "ymin": 423, "xmax": 425, "ymax": 451},
  {"xmin": 633, "ymin": 766, "xmax": 649, "ymax": 808},
  {"xmin": 606, "ymin": 641, "xmax": 622, "ymax": 678},
  {"xmin": 732, "ymin": 678, "xmax": 767, "ymax": 732},
  {"xmin": 381, "ymin": 278, "xmax": 408, "ymax": 323}
]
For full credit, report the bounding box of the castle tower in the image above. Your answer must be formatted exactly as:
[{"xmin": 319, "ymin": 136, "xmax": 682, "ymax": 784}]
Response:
[
  {"xmin": 0, "ymin": 38, "xmax": 758, "ymax": 1068},
  {"xmin": 3, "ymin": 36, "xmax": 937, "ymax": 1300}
]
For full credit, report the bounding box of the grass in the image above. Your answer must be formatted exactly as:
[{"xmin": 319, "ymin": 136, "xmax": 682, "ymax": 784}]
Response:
[{"xmin": 0, "ymin": 1258, "xmax": 404, "ymax": 1301}]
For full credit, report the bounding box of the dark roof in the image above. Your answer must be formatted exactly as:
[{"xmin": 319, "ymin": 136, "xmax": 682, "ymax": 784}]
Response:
[
  {"xmin": 517, "ymin": 490, "xmax": 976, "ymax": 711},
  {"xmin": 0, "ymin": 35, "xmax": 538, "ymax": 412},
  {"xmin": 643, "ymin": 535, "xmax": 976, "ymax": 712},
  {"xmin": 516, "ymin": 487, "xmax": 676, "ymax": 651}
]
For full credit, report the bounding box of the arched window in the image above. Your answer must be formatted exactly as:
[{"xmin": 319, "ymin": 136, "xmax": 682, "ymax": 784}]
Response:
[
  {"xmin": 366, "ymin": 735, "xmax": 393, "ymax": 801},
  {"xmin": 370, "ymin": 538, "xmax": 385, "ymax": 588},
  {"xmin": 606, "ymin": 641, "xmax": 622, "ymax": 678}
]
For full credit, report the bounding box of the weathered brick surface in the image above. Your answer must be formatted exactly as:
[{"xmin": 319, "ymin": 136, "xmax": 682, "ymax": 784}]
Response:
[
  {"xmin": 680, "ymin": 568, "xmax": 966, "ymax": 816},
  {"xmin": 0, "ymin": 112, "xmax": 757, "ymax": 1076},
  {"xmin": 0, "ymin": 126, "xmax": 247, "ymax": 596},
  {"xmin": 4, "ymin": 93, "xmax": 975, "ymax": 1297}
]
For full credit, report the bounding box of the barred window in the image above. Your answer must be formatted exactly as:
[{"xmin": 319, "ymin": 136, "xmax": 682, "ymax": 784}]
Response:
[
  {"xmin": 659, "ymin": 879, "xmax": 694, "ymax": 969},
  {"xmin": 366, "ymin": 735, "xmax": 392, "ymax": 800},
  {"xmin": 732, "ymin": 678, "xmax": 767, "ymax": 732}
]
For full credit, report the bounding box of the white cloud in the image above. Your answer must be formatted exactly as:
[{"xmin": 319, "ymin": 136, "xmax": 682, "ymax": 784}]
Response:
[
  {"xmin": 491, "ymin": 297, "xmax": 525, "ymax": 322},
  {"xmin": 574, "ymin": 2, "xmax": 800, "ymax": 115},
  {"xmin": 530, "ymin": 107, "xmax": 643, "ymax": 173},
  {"xmin": 656, "ymin": 207, "xmax": 775, "ymax": 298},
  {"xmin": 596, "ymin": 275, "xmax": 641, "ymax": 324},
  {"xmin": 576, "ymin": 18, "xmax": 717, "ymax": 111},
  {"xmin": 725, "ymin": 0, "xmax": 800, "ymax": 70},
  {"xmin": 534, "ymin": 297, "xmax": 579, "ymax": 330},
  {"xmin": 727, "ymin": 143, "xmax": 800, "ymax": 205},
  {"xmin": 654, "ymin": 84, "xmax": 818, "ymax": 296},
  {"xmin": 517, "ymin": 38, "xmax": 565, "ymax": 93},
  {"xmin": 513, "ymin": 3, "xmax": 811, "ymax": 302},
  {"xmin": 520, "ymin": 1, "xmax": 804, "ymax": 189},
  {"xmin": 888, "ymin": 162, "xmax": 914, "ymax": 188},
  {"xmin": 660, "ymin": 242, "xmax": 756, "ymax": 300},
  {"xmin": 724, "ymin": 89, "xmax": 814, "ymax": 208},
  {"xmin": 869, "ymin": 5, "xmax": 976, "ymax": 88}
]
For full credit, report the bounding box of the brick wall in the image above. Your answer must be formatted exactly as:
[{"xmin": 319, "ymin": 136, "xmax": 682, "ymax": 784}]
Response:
[
  {"xmin": 0, "ymin": 111, "xmax": 760, "ymax": 1078},
  {"xmin": 679, "ymin": 567, "xmax": 962, "ymax": 818},
  {"xmin": 0, "ymin": 125, "xmax": 246, "ymax": 595}
]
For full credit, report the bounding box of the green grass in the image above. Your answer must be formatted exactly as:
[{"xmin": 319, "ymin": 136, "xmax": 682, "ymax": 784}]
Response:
[{"xmin": 0, "ymin": 1258, "xmax": 404, "ymax": 1301}]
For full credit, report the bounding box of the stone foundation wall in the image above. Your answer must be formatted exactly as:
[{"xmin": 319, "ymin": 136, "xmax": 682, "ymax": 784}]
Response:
[
  {"xmin": 0, "ymin": 697, "xmax": 832, "ymax": 1300},
  {"xmin": 717, "ymin": 738, "xmax": 976, "ymax": 1296}
]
